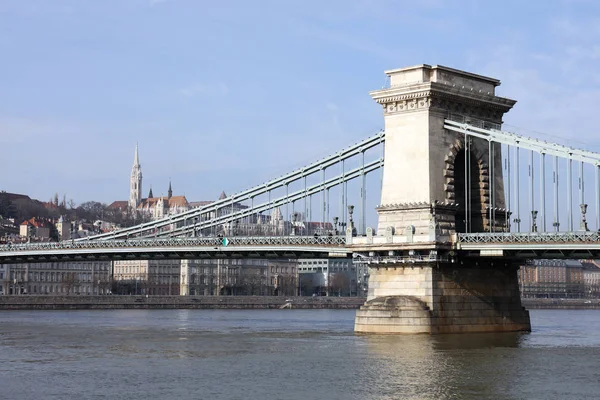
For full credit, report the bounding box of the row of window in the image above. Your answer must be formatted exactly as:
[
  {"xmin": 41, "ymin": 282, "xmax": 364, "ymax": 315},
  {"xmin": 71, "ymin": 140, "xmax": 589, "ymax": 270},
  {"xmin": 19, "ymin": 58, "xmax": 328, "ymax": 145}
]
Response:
[
  {"xmin": 114, "ymin": 260, "xmax": 179, "ymax": 266},
  {"xmin": 185, "ymin": 259, "xmax": 277, "ymax": 266},
  {"xmin": 114, "ymin": 275, "xmax": 179, "ymax": 284},
  {"xmin": 299, "ymin": 260, "xmax": 352, "ymax": 267},
  {"xmin": 5, "ymin": 263, "xmax": 110, "ymax": 271},
  {"xmin": 11, "ymin": 284, "xmax": 107, "ymax": 295},
  {"xmin": 270, "ymin": 267, "xmax": 295, "ymax": 274},
  {"xmin": 8, "ymin": 271, "xmax": 110, "ymax": 283}
]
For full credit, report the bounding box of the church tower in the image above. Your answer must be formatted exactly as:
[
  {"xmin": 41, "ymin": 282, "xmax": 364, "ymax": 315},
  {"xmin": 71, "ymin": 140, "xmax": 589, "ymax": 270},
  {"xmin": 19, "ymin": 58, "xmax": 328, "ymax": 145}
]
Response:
[{"xmin": 129, "ymin": 143, "xmax": 143, "ymax": 209}]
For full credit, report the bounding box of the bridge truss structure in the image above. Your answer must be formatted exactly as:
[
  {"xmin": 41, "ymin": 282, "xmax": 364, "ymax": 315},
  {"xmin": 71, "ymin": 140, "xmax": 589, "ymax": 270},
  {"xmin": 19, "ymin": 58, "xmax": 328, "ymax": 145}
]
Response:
[
  {"xmin": 457, "ymin": 232, "xmax": 600, "ymax": 259},
  {"xmin": 79, "ymin": 114, "xmax": 600, "ymax": 244},
  {"xmin": 0, "ymin": 236, "xmax": 349, "ymax": 264},
  {"xmin": 5, "ymin": 115, "xmax": 600, "ymax": 262},
  {"xmin": 444, "ymin": 116, "xmax": 600, "ymax": 237},
  {"xmin": 83, "ymin": 131, "xmax": 385, "ymax": 241}
]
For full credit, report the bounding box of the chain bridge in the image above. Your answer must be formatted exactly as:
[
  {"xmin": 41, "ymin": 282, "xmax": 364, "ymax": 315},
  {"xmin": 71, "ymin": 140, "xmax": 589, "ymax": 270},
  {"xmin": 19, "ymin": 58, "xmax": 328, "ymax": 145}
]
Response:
[{"xmin": 4, "ymin": 64, "xmax": 600, "ymax": 334}]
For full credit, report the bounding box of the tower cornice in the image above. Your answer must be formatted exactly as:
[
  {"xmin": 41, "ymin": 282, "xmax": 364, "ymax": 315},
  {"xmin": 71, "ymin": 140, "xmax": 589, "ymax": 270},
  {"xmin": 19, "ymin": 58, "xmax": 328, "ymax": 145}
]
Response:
[{"xmin": 370, "ymin": 82, "xmax": 515, "ymax": 123}]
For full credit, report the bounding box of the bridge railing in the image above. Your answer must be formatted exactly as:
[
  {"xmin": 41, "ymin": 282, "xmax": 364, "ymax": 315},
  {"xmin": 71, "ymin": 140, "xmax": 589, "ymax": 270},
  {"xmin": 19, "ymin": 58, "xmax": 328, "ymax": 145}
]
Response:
[
  {"xmin": 353, "ymin": 254, "xmax": 451, "ymax": 264},
  {"xmin": 458, "ymin": 232, "xmax": 600, "ymax": 244},
  {"xmin": 0, "ymin": 235, "xmax": 348, "ymax": 253}
]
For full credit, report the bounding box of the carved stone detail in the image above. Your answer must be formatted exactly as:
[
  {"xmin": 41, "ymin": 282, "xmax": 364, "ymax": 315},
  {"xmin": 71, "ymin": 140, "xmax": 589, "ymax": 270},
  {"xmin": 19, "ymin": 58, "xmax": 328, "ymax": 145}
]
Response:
[{"xmin": 375, "ymin": 85, "xmax": 513, "ymax": 123}]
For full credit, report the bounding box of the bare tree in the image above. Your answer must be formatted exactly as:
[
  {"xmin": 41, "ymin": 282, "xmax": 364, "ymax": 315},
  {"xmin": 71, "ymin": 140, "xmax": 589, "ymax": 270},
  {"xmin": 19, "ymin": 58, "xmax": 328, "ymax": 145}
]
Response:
[
  {"xmin": 77, "ymin": 201, "xmax": 106, "ymax": 222},
  {"xmin": 279, "ymin": 275, "xmax": 298, "ymax": 297},
  {"xmin": 190, "ymin": 273, "xmax": 207, "ymax": 296},
  {"xmin": 329, "ymin": 273, "xmax": 351, "ymax": 297},
  {"xmin": 241, "ymin": 268, "xmax": 264, "ymax": 295},
  {"xmin": 62, "ymin": 272, "xmax": 79, "ymax": 295},
  {"xmin": 98, "ymin": 277, "xmax": 113, "ymax": 294}
]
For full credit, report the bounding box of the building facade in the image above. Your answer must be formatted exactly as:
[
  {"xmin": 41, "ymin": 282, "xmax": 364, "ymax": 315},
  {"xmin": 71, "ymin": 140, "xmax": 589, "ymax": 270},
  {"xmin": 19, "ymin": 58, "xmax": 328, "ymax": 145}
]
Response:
[
  {"xmin": 19, "ymin": 217, "xmax": 51, "ymax": 240},
  {"xmin": 582, "ymin": 261, "xmax": 600, "ymax": 298},
  {"xmin": 0, "ymin": 264, "xmax": 6, "ymax": 295},
  {"xmin": 180, "ymin": 258, "xmax": 297, "ymax": 296},
  {"xmin": 519, "ymin": 259, "xmax": 585, "ymax": 298},
  {"xmin": 113, "ymin": 259, "xmax": 180, "ymax": 295},
  {"xmin": 55, "ymin": 216, "xmax": 71, "ymax": 241},
  {"xmin": 2, "ymin": 261, "xmax": 112, "ymax": 295},
  {"xmin": 298, "ymin": 257, "xmax": 365, "ymax": 296}
]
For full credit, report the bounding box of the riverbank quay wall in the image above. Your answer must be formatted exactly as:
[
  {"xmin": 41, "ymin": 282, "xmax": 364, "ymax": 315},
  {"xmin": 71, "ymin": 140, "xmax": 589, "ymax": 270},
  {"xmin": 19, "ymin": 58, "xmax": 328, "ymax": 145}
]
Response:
[
  {"xmin": 521, "ymin": 299, "xmax": 600, "ymax": 310},
  {"xmin": 0, "ymin": 295, "xmax": 365, "ymax": 310},
  {"xmin": 1, "ymin": 296, "xmax": 598, "ymax": 311}
]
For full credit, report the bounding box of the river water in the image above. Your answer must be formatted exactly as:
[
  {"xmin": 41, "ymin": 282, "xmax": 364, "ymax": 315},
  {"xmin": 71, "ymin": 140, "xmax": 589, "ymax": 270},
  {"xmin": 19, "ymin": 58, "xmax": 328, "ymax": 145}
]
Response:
[{"xmin": 0, "ymin": 309, "xmax": 599, "ymax": 400}]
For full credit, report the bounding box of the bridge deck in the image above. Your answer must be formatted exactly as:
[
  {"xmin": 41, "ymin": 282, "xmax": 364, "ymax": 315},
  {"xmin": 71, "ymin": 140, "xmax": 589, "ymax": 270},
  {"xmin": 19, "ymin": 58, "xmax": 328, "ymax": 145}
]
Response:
[
  {"xmin": 458, "ymin": 232, "xmax": 600, "ymax": 259},
  {"xmin": 0, "ymin": 236, "xmax": 351, "ymax": 263}
]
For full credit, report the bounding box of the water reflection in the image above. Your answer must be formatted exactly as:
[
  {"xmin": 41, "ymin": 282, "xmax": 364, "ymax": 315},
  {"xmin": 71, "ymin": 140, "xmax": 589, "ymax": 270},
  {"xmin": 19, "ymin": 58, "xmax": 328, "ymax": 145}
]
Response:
[
  {"xmin": 0, "ymin": 310, "xmax": 599, "ymax": 400},
  {"xmin": 432, "ymin": 332, "xmax": 524, "ymax": 350},
  {"xmin": 360, "ymin": 333, "xmax": 527, "ymax": 400}
]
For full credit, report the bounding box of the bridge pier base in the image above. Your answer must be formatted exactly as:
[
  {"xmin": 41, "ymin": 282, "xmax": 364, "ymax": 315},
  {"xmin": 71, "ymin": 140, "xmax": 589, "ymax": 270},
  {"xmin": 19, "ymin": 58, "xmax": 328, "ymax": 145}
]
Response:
[{"xmin": 354, "ymin": 262, "xmax": 531, "ymax": 334}]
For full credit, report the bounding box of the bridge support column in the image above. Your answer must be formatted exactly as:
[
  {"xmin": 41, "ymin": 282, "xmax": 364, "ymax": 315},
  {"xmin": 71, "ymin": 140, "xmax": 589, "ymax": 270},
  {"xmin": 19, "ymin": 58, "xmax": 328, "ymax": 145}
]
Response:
[{"xmin": 354, "ymin": 261, "xmax": 530, "ymax": 334}]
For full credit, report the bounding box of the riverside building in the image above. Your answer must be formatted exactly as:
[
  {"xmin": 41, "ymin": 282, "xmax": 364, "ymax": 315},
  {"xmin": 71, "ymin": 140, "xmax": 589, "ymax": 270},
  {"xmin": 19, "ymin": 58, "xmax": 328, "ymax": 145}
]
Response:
[{"xmin": 2, "ymin": 261, "xmax": 112, "ymax": 295}]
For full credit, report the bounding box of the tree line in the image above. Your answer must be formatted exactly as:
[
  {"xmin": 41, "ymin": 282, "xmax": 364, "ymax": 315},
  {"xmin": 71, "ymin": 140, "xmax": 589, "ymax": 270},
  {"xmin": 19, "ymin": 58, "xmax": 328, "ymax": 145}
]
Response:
[{"xmin": 0, "ymin": 191, "xmax": 150, "ymax": 228}]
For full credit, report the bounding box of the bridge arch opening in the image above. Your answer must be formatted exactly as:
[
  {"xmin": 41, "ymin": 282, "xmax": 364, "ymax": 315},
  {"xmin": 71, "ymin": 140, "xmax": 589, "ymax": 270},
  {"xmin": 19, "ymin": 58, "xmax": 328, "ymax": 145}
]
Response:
[{"xmin": 453, "ymin": 149, "xmax": 485, "ymax": 233}]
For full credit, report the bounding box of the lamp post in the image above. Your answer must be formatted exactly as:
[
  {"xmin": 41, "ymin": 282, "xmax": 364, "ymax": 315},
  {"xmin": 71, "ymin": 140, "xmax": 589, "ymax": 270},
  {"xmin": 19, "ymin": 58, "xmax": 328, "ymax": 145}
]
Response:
[
  {"xmin": 580, "ymin": 203, "xmax": 589, "ymax": 231},
  {"xmin": 291, "ymin": 212, "xmax": 298, "ymax": 236},
  {"xmin": 347, "ymin": 205, "xmax": 356, "ymax": 236},
  {"xmin": 514, "ymin": 217, "xmax": 521, "ymax": 232}
]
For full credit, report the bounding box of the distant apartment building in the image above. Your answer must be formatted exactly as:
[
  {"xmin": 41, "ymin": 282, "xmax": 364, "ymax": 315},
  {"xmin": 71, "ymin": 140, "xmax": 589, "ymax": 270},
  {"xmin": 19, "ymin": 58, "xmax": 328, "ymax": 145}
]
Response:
[
  {"xmin": 180, "ymin": 258, "xmax": 297, "ymax": 296},
  {"xmin": 519, "ymin": 259, "xmax": 585, "ymax": 298},
  {"xmin": 0, "ymin": 264, "xmax": 6, "ymax": 295},
  {"xmin": 113, "ymin": 259, "xmax": 180, "ymax": 295},
  {"xmin": 19, "ymin": 217, "xmax": 51, "ymax": 240},
  {"xmin": 298, "ymin": 257, "xmax": 366, "ymax": 297},
  {"xmin": 3, "ymin": 261, "xmax": 112, "ymax": 295},
  {"xmin": 582, "ymin": 261, "xmax": 600, "ymax": 298}
]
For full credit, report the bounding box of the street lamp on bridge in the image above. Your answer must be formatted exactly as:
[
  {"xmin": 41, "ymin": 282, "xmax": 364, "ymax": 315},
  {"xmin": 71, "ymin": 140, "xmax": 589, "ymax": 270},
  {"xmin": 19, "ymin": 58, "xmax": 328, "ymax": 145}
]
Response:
[{"xmin": 531, "ymin": 210, "xmax": 538, "ymax": 233}]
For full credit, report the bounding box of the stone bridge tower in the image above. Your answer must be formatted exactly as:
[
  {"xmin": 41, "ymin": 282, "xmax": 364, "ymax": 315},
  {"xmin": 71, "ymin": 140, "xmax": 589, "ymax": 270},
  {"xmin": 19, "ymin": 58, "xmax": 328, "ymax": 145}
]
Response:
[
  {"xmin": 374, "ymin": 64, "xmax": 513, "ymax": 237},
  {"xmin": 354, "ymin": 65, "xmax": 530, "ymax": 334}
]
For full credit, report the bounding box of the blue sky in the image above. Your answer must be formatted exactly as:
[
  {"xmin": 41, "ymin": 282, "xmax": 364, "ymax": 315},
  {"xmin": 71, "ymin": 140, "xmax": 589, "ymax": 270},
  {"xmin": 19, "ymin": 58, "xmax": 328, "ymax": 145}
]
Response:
[{"xmin": 1, "ymin": 0, "xmax": 600, "ymax": 207}]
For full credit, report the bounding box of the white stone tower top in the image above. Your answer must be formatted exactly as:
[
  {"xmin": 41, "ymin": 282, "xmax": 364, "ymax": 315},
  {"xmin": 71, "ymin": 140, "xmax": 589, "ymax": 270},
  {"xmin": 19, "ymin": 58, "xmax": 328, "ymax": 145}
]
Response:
[
  {"xmin": 370, "ymin": 64, "xmax": 516, "ymax": 236},
  {"xmin": 383, "ymin": 64, "xmax": 500, "ymax": 94},
  {"xmin": 129, "ymin": 143, "xmax": 143, "ymax": 209}
]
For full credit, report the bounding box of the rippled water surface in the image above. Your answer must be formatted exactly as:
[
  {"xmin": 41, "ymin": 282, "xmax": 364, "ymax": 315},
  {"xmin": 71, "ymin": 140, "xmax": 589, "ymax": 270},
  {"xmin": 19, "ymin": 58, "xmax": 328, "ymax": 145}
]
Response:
[{"xmin": 1, "ymin": 309, "xmax": 599, "ymax": 400}]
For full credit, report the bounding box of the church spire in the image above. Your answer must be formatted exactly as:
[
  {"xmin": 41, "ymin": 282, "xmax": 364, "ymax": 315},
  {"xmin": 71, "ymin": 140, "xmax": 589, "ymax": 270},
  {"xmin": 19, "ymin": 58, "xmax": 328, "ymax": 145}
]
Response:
[
  {"xmin": 148, "ymin": 186, "xmax": 153, "ymax": 199},
  {"xmin": 168, "ymin": 179, "xmax": 172, "ymax": 199},
  {"xmin": 134, "ymin": 142, "xmax": 140, "ymax": 166},
  {"xmin": 129, "ymin": 143, "xmax": 142, "ymax": 209}
]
